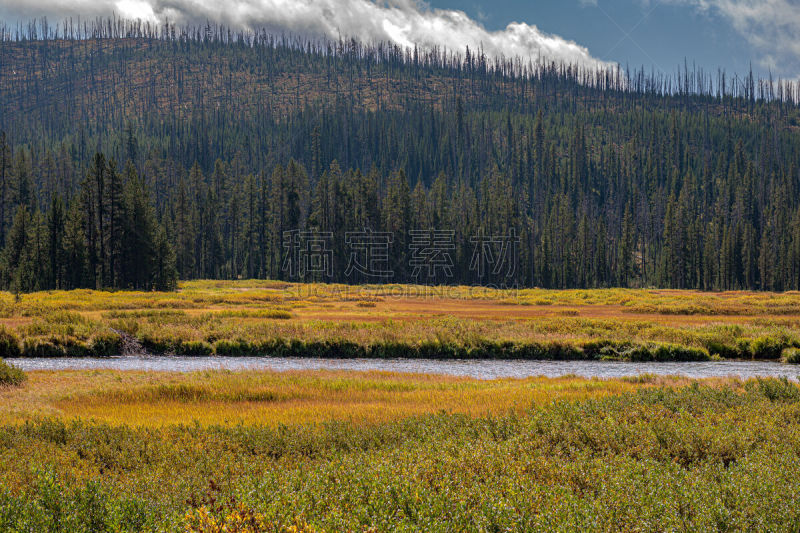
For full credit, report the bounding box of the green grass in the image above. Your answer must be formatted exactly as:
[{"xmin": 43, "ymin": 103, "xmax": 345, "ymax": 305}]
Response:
[{"xmin": 2, "ymin": 378, "xmax": 800, "ymax": 531}]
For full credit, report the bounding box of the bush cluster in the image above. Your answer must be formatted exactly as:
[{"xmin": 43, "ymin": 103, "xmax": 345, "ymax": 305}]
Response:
[{"xmin": 0, "ymin": 357, "xmax": 25, "ymax": 386}]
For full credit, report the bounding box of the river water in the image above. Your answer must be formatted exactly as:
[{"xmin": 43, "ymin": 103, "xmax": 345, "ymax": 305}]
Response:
[{"xmin": 12, "ymin": 356, "xmax": 800, "ymax": 380}]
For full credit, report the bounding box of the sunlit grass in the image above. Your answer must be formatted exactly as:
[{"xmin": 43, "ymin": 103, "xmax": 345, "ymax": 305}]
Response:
[
  {"xmin": 1, "ymin": 281, "xmax": 800, "ymax": 360},
  {"xmin": 1, "ymin": 375, "xmax": 799, "ymax": 531},
  {"xmin": 0, "ymin": 369, "xmax": 657, "ymax": 426}
]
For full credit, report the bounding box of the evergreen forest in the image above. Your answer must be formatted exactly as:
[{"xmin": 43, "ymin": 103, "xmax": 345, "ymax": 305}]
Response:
[{"xmin": 2, "ymin": 18, "xmax": 800, "ymax": 291}]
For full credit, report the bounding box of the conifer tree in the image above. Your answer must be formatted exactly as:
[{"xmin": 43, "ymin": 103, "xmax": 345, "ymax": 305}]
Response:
[{"xmin": 47, "ymin": 195, "xmax": 66, "ymax": 289}]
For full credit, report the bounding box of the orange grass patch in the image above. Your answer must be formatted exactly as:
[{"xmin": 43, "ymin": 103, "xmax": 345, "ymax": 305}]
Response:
[{"xmin": 0, "ymin": 369, "xmax": 677, "ymax": 427}]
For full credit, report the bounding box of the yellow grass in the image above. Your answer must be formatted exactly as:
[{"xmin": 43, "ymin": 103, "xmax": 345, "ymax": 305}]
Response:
[
  {"xmin": 4, "ymin": 281, "xmax": 800, "ymax": 320},
  {"xmin": 1, "ymin": 281, "xmax": 800, "ymax": 359},
  {"xmin": 0, "ymin": 369, "xmax": 669, "ymax": 427}
]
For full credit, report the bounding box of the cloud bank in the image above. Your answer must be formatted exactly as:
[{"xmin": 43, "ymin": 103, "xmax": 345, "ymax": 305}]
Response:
[{"xmin": 0, "ymin": 0, "xmax": 615, "ymax": 71}]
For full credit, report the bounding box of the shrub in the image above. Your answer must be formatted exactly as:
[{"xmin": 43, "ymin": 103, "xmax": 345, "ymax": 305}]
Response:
[
  {"xmin": 0, "ymin": 328, "xmax": 21, "ymax": 358},
  {"xmin": 748, "ymin": 336, "xmax": 786, "ymax": 359},
  {"xmin": 591, "ymin": 341, "xmax": 709, "ymax": 362},
  {"xmin": 705, "ymin": 340, "xmax": 746, "ymax": 359},
  {"xmin": 90, "ymin": 332, "xmax": 122, "ymax": 357},
  {"xmin": 139, "ymin": 335, "xmax": 176, "ymax": 354},
  {"xmin": 0, "ymin": 357, "xmax": 26, "ymax": 386},
  {"xmin": 262, "ymin": 310, "xmax": 293, "ymax": 319},
  {"xmin": 783, "ymin": 348, "xmax": 800, "ymax": 364},
  {"xmin": 183, "ymin": 506, "xmax": 317, "ymax": 533},
  {"xmin": 582, "ymin": 339, "xmax": 631, "ymax": 359},
  {"xmin": 177, "ymin": 340, "xmax": 214, "ymax": 356},
  {"xmin": 214, "ymin": 339, "xmax": 253, "ymax": 356},
  {"xmin": 22, "ymin": 338, "xmax": 68, "ymax": 358},
  {"xmin": 648, "ymin": 343, "xmax": 710, "ymax": 362},
  {"xmin": 745, "ymin": 377, "xmax": 800, "ymax": 401}
]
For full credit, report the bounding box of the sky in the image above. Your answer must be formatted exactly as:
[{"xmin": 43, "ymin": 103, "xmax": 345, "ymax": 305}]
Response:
[
  {"xmin": 431, "ymin": 0, "xmax": 799, "ymax": 81},
  {"xmin": 0, "ymin": 0, "xmax": 798, "ymax": 81}
]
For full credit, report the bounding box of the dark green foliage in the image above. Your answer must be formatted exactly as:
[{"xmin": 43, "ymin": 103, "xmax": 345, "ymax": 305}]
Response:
[
  {"xmin": 175, "ymin": 341, "xmax": 214, "ymax": 356},
  {"xmin": 182, "ymin": 338, "xmax": 713, "ymax": 361},
  {"xmin": 748, "ymin": 336, "xmax": 787, "ymax": 360},
  {"xmin": 89, "ymin": 333, "xmax": 123, "ymax": 357},
  {"xmin": 583, "ymin": 340, "xmax": 710, "ymax": 362},
  {"xmin": 0, "ymin": 357, "xmax": 25, "ymax": 386},
  {"xmin": 783, "ymin": 348, "xmax": 800, "ymax": 364},
  {"xmin": 630, "ymin": 343, "xmax": 710, "ymax": 362},
  {"xmin": 743, "ymin": 377, "xmax": 800, "ymax": 401},
  {"xmin": 0, "ymin": 154, "xmax": 177, "ymax": 292},
  {"xmin": 706, "ymin": 340, "xmax": 747, "ymax": 359},
  {"xmin": 0, "ymin": 328, "xmax": 21, "ymax": 358},
  {"xmin": 213, "ymin": 339, "xmax": 253, "ymax": 357}
]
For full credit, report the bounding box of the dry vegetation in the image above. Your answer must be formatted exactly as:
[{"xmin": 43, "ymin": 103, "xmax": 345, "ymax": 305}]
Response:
[
  {"xmin": 1, "ymin": 371, "xmax": 800, "ymax": 531},
  {"xmin": 0, "ymin": 368, "xmax": 655, "ymax": 426},
  {"xmin": 1, "ymin": 281, "xmax": 800, "ymax": 361}
]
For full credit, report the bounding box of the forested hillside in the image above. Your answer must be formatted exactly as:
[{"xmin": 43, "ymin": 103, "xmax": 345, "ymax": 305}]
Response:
[{"xmin": 2, "ymin": 19, "xmax": 800, "ymax": 291}]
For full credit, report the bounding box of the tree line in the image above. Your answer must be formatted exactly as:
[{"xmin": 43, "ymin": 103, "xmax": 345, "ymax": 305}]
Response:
[{"xmin": 0, "ymin": 140, "xmax": 176, "ymax": 292}]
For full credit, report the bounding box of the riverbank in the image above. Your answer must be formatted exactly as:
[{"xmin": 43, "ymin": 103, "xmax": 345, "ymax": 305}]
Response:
[{"xmin": 1, "ymin": 281, "xmax": 800, "ymax": 362}]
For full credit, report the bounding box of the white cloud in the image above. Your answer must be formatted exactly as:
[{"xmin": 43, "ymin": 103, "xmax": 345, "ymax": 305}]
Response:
[
  {"xmin": 661, "ymin": 0, "xmax": 800, "ymax": 73},
  {"xmin": 0, "ymin": 0, "xmax": 615, "ymax": 71}
]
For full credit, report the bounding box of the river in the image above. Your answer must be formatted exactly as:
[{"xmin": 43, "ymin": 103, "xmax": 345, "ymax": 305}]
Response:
[{"xmin": 11, "ymin": 356, "xmax": 800, "ymax": 380}]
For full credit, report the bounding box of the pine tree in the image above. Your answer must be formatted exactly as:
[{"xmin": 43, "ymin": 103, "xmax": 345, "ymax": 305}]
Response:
[
  {"xmin": 175, "ymin": 175, "xmax": 195, "ymax": 279},
  {"xmin": 0, "ymin": 132, "xmax": 10, "ymax": 246},
  {"xmin": 1, "ymin": 206, "xmax": 33, "ymax": 293},
  {"xmin": 105, "ymin": 160, "xmax": 126, "ymax": 287},
  {"xmin": 83, "ymin": 153, "xmax": 107, "ymax": 288},
  {"xmin": 47, "ymin": 195, "xmax": 66, "ymax": 289},
  {"xmin": 382, "ymin": 170, "xmax": 411, "ymax": 282},
  {"xmin": 13, "ymin": 150, "xmax": 33, "ymax": 211},
  {"xmin": 63, "ymin": 197, "xmax": 88, "ymax": 290},
  {"xmin": 151, "ymin": 223, "xmax": 178, "ymax": 291},
  {"xmin": 121, "ymin": 164, "xmax": 156, "ymax": 289}
]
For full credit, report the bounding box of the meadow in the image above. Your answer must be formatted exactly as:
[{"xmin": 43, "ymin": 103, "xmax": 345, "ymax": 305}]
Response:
[
  {"xmin": 1, "ymin": 281, "xmax": 800, "ymax": 361},
  {"xmin": 3, "ymin": 283, "xmax": 800, "ymax": 530},
  {"xmin": 1, "ymin": 370, "xmax": 800, "ymax": 531}
]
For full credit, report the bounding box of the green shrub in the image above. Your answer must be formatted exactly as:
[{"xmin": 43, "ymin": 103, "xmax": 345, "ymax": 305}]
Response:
[
  {"xmin": 705, "ymin": 340, "xmax": 746, "ymax": 359},
  {"xmin": 139, "ymin": 335, "xmax": 178, "ymax": 355},
  {"xmin": 176, "ymin": 340, "xmax": 214, "ymax": 356},
  {"xmin": 748, "ymin": 336, "xmax": 786, "ymax": 359},
  {"xmin": 648, "ymin": 343, "xmax": 710, "ymax": 362},
  {"xmin": 745, "ymin": 377, "xmax": 800, "ymax": 401},
  {"xmin": 214, "ymin": 339, "xmax": 253, "ymax": 356},
  {"xmin": 592, "ymin": 341, "xmax": 709, "ymax": 362},
  {"xmin": 0, "ymin": 357, "xmax": 26, "ymax": 386},
  {"xmin": 0, "ymin": 328, "xmax": 21, "ymax": 358},
  {"xmin": 23, "ymin": 339, "xmax": 68, "ymax": 358},
  {"xmin": 783, "ymin": 347, "xmax": 800, "ymax": 364},
  {"xmin": 582, "ymin": 339, "xmax": 632, "ymax": 359},
  {"xmin": 89, "ymin": 332, "xmax": 122, "ymax": 357}
]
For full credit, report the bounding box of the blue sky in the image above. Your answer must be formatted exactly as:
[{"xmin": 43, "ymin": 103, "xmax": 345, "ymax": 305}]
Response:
[
  {"xmin": 1, "ymin": 0, "xmax": 798, "ymax": 81},
  {"xmin": 429, "ymin": 0, "xmax": 795, "ymax": 80}
]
